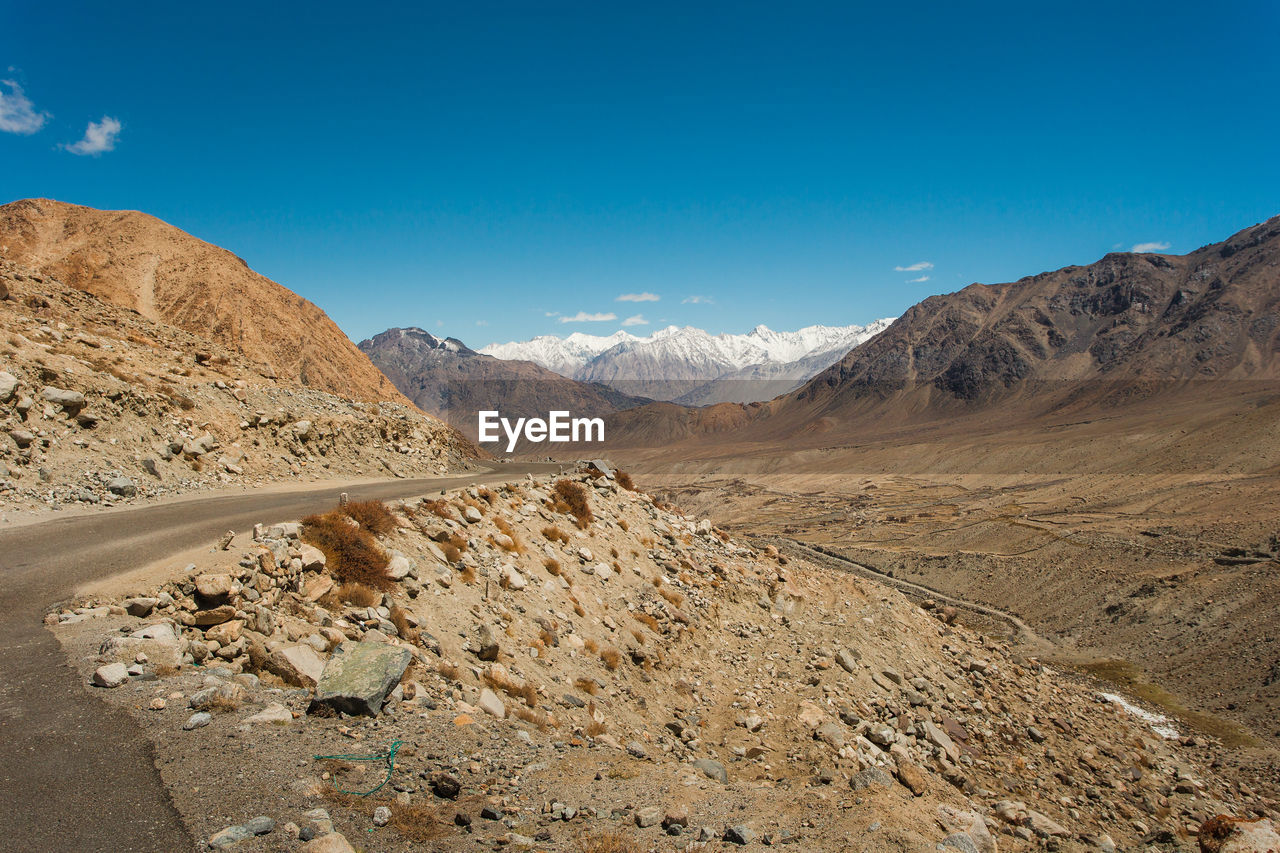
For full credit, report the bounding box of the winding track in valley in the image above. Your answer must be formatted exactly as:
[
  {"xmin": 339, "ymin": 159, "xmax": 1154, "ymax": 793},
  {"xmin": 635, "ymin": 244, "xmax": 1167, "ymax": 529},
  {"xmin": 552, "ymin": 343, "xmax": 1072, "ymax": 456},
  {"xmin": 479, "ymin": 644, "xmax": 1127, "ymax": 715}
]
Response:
[{"xmin": 0, "ymin": 462, "xmax": 557, "ymax": 852}]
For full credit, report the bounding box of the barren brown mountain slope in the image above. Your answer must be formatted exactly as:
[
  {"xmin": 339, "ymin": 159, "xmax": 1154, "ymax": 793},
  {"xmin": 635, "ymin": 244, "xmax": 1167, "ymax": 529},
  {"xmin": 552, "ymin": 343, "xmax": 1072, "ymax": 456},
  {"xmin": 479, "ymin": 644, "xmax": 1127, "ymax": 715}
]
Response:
[
  {"xmin": 0, "ymin": 198, "xmax": 407, "ymax": 404},
  {"xmin": 586, "ymin": 213, "xmax": 1280, "ymax": 450}
]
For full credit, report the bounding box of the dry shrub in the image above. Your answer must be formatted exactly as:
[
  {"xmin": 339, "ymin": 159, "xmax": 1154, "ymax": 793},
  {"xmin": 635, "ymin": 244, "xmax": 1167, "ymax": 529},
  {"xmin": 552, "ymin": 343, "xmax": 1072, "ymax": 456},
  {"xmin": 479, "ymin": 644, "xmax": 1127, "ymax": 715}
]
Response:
[
  {"xmin": 609, "ymin": 546, "xmax": 619, "ymax": 559},
  {"xmin": 389, "ymin": 800, "xmax": 448, "ymax": 842},
  {"xmin": 421, "ymin": 499, "xmax": 453, "ymax": 519},
  {"xmin": 573, "ymin": 602, "xmax": 586, "ymax": 617},
  {"xmin": 634, "ymin": 611, "xmax": 661, "ymax": 633},
  {"xmin": 302, "ymin": 511, "xmax": 391, "ymax": 589},
  {"xmin": 342, "ymin": 499, "xmax": 397, "ymax": 535},
  {"xmin": 575, "ymin": 829, "xmax": 634, "ymax": 853},
  {"xmin": 514, "ymin": 706, "xmax": 555, "ymax": 730},
  {"xmin": 498, "ymin": 572, "xmax": 511, "ymax": 590},
  {"xmin": 447, "ymin": 531, "xmax": 468, "ymax": 552},
  {"xmin": 389, "ymin": 605, "xmax": 417, "ymax": 641},
  {"xmin": 459, "ymin": 563, "xmax": 476, "ymax": 584},
  {"xmin": 462, "ymin": 496, "xmax": 486, "ymax": 516},
  {"xmin": 600, "ymin": 647, "xmax": 621, "ymax": 671},
  {"xmin": 553, "ymin": 479, "xmax": 593, "ymax": 529},
  {"xmin": 436, "ymin": 661, "xmax": 460, "ymax": 681},
  {"xmin": 205, "ymin": 692, "xmax": 243, "ymax": 713},
  {"xmin": 574, "ymin": 677, "xmax": 598, "ymax": 696},
  {"xmin": 543, "ymin": 557, "xmax": 561, "ymax": 576},
  {"xmin": 716, "ymin": 528, "xmax": 730, "ymax": 542},
  {"xmin": 659, "ymin": 587, "xmax": 685, "ymax": 608},
  {"xmin": 541, "ymin": 525, "xmax": 569, "ymax": 544},
  {"xmin": 640, "ymin": 536, "xmax": 655, "ymax": 549},
  {"xmin": 477, "ymin": 487, "xmax": 497, "ymax": 505},
  {"xmin": 492, "ymin": 517, "xmax": 525, "ymax": 553},
  {"xmin": 618, "ymin": 519, "xmax": 629, "ymax": 532},
  {"xmin": 335, "ymin": 582, "xmax": 382, "ymax": 608},
  {"xmin": 630, "ymin": 629, "xmax": 645, "ymax": 645},
  {"xmin": 441, "ymin": 542, "xmax": 461, "ymax": 563},
  {"xmin": 539, "ymin": 628, "xmax": 556, "ymax": 648},
  {"xmin": 483, "ymin": 669, "xmax": 539, "ymax": 707},
  {"xmin": 583, "ymin": 638, "xmax": 599, "ymax": 654},
  {"xmin": 616, "ymin": 470, "xmax": 636, "ymax": 491}
]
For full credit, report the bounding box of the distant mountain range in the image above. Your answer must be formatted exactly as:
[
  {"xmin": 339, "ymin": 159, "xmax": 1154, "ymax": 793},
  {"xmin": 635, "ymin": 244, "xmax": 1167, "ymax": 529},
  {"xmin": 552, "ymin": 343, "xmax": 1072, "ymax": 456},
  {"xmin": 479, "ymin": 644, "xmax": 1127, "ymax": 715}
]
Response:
[
  {"xmin": 357, "ymin": 328, "xmax": 650, "ymax": 441},
  {"xmin": 480, "ymin": 320, "xmax": 895, "ymax": 405},
  {"xmin": 590, "ymin": 213, "xmax": 1280, "ymax": 451}
]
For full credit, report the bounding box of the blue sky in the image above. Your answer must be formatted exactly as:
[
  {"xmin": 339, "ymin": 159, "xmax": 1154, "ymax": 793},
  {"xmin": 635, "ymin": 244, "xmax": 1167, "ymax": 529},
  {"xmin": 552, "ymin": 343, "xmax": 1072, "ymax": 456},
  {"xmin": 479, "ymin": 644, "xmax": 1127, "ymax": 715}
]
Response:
[{"xmin": 3, "ymin": 2, "xmax": 1278, "ymax": 346}]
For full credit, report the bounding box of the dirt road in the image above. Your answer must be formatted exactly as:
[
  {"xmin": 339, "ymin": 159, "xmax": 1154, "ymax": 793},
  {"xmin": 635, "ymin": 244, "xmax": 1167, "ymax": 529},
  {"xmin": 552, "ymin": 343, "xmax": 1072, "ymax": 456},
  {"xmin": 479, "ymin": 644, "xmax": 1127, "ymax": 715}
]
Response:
[{"xmin": 0, "ymin": 462, "xmax": 557, "ymax": 852}]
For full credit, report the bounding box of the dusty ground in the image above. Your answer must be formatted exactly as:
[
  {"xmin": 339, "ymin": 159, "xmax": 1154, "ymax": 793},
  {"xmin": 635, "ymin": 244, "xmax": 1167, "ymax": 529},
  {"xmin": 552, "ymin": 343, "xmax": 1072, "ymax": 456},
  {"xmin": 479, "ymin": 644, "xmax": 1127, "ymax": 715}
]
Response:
[{"xmin": 52, "ymin": 469, "xmax": 1279, "ymax": 851}]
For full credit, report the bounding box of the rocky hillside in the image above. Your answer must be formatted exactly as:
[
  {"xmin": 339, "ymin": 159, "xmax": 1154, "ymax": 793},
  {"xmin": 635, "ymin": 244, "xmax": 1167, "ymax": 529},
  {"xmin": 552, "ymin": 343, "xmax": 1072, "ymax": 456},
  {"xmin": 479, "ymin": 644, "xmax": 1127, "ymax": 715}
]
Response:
[
  {"xmin": 0, "ymin": 261, "xmax": 476, "ymax": 512},
  {"xmin": 358, "ymin": 327, "xmax": 650, "ymax": 442},
  {"xmin": 794, "ymin": 215, "xmax": 1280, "ymax": 412},
  {"xmin": 54, "ymin": 465, "xmax": 1278, "ymax": 851},
  {"xmin": 0, "ymin": 198, "xmax": 408, "ymax": 404},
  {"xmin": 583, "ymin": 214, "xmax": 1280, "ymax": 452}
]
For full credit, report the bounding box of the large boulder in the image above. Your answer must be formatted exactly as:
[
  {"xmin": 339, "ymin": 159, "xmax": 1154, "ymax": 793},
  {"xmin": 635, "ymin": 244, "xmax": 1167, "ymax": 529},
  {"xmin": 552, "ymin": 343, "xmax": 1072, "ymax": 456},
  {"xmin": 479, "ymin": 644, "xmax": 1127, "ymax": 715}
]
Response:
[
  {"xmin": 309, "ymin": 641, "xmax": 412, "ymax": 717},
  {"xmin": 265, "ymin": 643, "xmax": 327, "ymax": 688}
]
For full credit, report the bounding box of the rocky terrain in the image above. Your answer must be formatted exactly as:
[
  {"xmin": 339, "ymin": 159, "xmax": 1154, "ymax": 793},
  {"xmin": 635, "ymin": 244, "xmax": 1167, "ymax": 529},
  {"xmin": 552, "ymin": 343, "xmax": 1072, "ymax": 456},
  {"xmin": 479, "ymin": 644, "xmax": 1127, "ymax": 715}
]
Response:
[
  {"xmin": 358, "ymin": 328, "xmax": 650, "ymax": 442},
  {"xmin": 0, "ymin": 198, "xmax": 409, "ymax": 404},
  {"xmin": 481, "ymin": 321, "xmax": 895, "ymax": 406},
  {"xmin": 52, "ymin": 465, "xmax": 1278, "ymax": 851},
  {"xmin": 0, "ymin": 260, "xmax": 477, "ymax": 514}
]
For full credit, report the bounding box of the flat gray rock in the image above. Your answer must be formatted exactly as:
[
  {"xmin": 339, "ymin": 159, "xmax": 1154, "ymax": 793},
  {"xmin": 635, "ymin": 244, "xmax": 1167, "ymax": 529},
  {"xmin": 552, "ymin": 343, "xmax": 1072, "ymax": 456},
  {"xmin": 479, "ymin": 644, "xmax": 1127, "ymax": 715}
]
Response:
[{"xmin": 309, "ymin": 641, "xmax": 412, "ymax": 717}]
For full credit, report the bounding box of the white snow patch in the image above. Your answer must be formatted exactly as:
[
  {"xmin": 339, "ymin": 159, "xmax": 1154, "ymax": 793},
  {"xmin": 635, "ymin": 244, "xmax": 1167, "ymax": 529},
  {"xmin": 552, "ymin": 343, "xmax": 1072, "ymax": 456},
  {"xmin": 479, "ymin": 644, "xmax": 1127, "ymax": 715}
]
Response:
[{"xmin": 1099, "ymin": 692, "xmax": 1180, "ymax": 739}]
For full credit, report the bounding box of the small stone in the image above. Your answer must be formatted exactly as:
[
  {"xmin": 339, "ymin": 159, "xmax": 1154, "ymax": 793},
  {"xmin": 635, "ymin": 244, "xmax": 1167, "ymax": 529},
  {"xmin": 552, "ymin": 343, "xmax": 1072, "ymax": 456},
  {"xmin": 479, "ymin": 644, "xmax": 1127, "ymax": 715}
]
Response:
[
  {"xmin": 208, "ymin": 825, "xmax": 252, "ymax": 848},
  {"xmin": 895, "ymin": 762, "xmax": 927, "ymax": 796},
  {"xmin": 92, "ymin": 662, "xmax": 129, "ymax": 688},
  {"xmin": 373, "ymin": 806, "xmax": 391, "ymax": 827},
  {"xmin": 124, "ymin": 597, "xmax": 158, "ymax": 617},
  {"xmin": 299, "ymin": 833, "xmax": 357, "ymax": 853},
  {"xmin": 692, "ymin": 758, "xmax": 727, "ymax": 783},
  {"xmin": 636, "ymin": 806, "xmax": 663, "ymax": 828},
  {"xmin": 245, "ymin": 816, "xmax": 275, "ymax": 835},
  {"xmin": 106, "ymin": 476, "xmax": 137, "ymax": 497},
  {"xmin": 431, "ymin": 772, "xmax": 462, "ymax": 799},
  {"xmin": 183, "ymin": 711, "xmax": 212, "ymax": 730},
  {"xmin": 477, "ymin": 688, "xmax": 506, "ymax": 719},
  {"xmin": 724, "ymin": 825, "xmax": 755, "ymax": 845},
  {"xmin": 626, "ymin": 740, "xmax": 648, "ymax": 759}
]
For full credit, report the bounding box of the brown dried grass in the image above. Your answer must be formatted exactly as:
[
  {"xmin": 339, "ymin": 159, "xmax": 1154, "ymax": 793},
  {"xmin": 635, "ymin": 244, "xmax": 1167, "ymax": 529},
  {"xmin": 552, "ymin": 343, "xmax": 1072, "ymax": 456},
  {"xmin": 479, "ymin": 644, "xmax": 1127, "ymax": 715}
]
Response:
[
  {"xmin": 541, "ymin": 524, "xmax": 570, "ymax": 544},
  {"xmin": 341, "ymin": 499, "xmax": 397, "ymax": 535},
  {"xmin": 553, "ymin": 479, "xmax": 593, "ymax": 529},
  {"xmin": 600, "ymin": 647, "xmax": 621, "ymax": 671},
  {"xmin": 302, "ymin": 511, "xmax": 391, "ymax": 589}
]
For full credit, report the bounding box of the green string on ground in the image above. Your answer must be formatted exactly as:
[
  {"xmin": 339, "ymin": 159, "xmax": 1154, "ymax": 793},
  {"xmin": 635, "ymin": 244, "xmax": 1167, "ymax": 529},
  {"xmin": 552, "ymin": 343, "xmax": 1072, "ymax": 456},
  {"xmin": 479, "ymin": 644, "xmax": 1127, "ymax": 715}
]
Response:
[{"xmin": 313, "ymin": 739, "xmax": 404, "ymax": 796}]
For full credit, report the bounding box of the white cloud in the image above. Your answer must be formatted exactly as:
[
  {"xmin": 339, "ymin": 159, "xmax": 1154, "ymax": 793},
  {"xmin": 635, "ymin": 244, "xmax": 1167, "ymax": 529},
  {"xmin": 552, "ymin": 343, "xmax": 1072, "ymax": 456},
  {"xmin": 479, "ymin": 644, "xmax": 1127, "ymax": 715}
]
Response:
[
  {"xmin": 894, "ymin": 261, "xmax": 934, "ymax": 272},
  {"xmin": 682, "ymin": 295, "xmax": 714, "ymax": 305},
  {"xmin": 908, "ymin": 275, "xmax": 931, "ymax": 283},
  {"xmin": 63, "ymin": 116, "xmax": 122, "ymax": 155},
  {"xmin": 1131, "ymin": 241, "xmax": 1171, "ymax": 253},
  {"xmin": 621, "ymin": 314, "xmax": 648, "ymax": 326},
  {"xmin": 616, "ymin": 292, "xmax": 660, "ymax": 302},
  {"xmin": 543, "ymin": 311, "xmax": 560, "ymax": 317},
  {"xmin": 558, "ymin": 311, "xmax": 617, "ymax": 323},
  {"xmin": 0, "ymin": 79, "xmax": 50, "ymax": 135},
  {"xmin": 475, "ymin": 319, "xmax": 489, "ymax": 326}
]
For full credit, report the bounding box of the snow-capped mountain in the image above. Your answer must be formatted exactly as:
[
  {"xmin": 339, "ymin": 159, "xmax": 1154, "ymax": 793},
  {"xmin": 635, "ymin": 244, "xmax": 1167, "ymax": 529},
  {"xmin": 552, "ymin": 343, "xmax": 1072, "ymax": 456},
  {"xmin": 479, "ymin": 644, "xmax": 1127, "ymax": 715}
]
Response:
[{"xmin": 480, "ymin": 320, "xmax": 896, "ymax": 404}]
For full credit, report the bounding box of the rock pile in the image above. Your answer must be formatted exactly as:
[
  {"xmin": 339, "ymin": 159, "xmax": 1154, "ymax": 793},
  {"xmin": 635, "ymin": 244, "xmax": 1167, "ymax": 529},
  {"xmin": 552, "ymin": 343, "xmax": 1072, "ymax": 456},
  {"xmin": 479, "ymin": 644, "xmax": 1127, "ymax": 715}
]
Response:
[{"xmin": 53, "ymin": 466, "xmax": 1276, "ymax": 851}]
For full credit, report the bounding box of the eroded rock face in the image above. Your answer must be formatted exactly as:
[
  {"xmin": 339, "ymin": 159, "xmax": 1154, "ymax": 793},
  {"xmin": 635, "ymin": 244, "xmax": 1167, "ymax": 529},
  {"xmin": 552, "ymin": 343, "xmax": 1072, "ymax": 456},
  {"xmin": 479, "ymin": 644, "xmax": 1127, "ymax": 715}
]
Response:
[{"xmin": 309, "ymin": 641, "xmax": 411, "ymax": 717}]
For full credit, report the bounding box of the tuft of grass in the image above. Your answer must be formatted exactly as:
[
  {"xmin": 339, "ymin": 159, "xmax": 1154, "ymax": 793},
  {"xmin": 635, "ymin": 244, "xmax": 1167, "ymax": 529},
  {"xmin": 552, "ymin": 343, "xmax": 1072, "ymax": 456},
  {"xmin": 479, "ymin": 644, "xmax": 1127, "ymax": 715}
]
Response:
[
  {"xmin": 302, "ymin": 510, "xmax": 392, "ymax": 589},
  {"xmin": 615, "ymin": 470, "xmax": 636, "ymax": 491},
  {"xmin": 459, "ymin": 563, "xmax": 476, "ymax": 584},
  {"xmin": 421, "ymin": 499, "xmax": 453, "ymax": 519},
  {"xmin": 574, "ymin": 677, "xmax": 598, "ymax": 696},
  {"xmin": 336, "ymin": 582, "xmax": 382, "ymax": 608},
  {"xmin": 541, "ymin": 525, "xmax": 570, "ymax": 544},
  {"xmin": 659, "ymin": 587, "xmax": 685, "ymax": 608},
  {"xmin": 483, "ymin": 668, "xmax": 539, "ymax": 707},
  {"xmin": 553, "ymin": 479, "xmax": 593, "ymax": 529},
  {"xmin": 436, "ymin": 661, "xmax": 460, "ymax": 681},
  {"xmin": 492, "ymin": 517, "xmax": 525, "ymax": 553},
  {"xmin": 341, "ymin": 499, "xmax": 397, "ymax": 535},
  {"xmin": 441, "ymin": 542, "xmax": 461, "ymax": 563},
  {"xmin": 462, "ymin": 496, "xmax": 486, "ymax": 516},
  {"xmin": 543, "ymin": 557, "xmax": 562, "ymax": 576},
  {"xmin": 477, "ymin": 487, "xmax": 497, "ymax": 505},
  {"xmin": 600, "ymin": 647, "xmax": 621, "ymax": 671},
  {"xmin": 389, "ymin": 605, "xmax": 417, "ymax": 642},
  {"xmin": 514, "ymin": 705, "xmax": 554, "ymax": 730},
  {"xmin": 618, "ymin": 519, "xmax": 629, "ymax": 532},
  {"xmin": 583, "ymin": 638, "xmax": 599, "ymax": 654},
  {"xmin": 634, "ymin": 611, "xmax": 661, "ymax": 633},
  {"xmin": 575, "ymin": 830, "xmax": 634, "ymax": 853}
]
